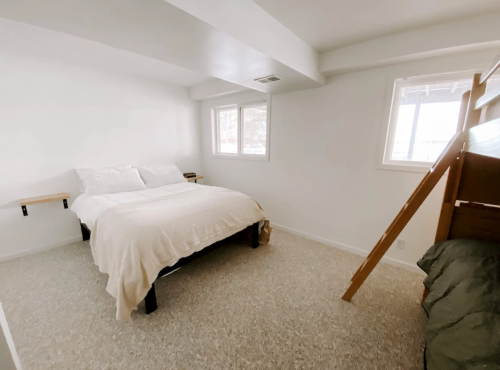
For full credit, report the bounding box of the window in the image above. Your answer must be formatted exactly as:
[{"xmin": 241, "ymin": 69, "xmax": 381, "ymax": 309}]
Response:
[
  {"xmin": 384, "ymin": 75, "xmax": 473, "ymax": 168},
  {"xmin": 213, "ymin": 101, "xmax": 269, "ymax": 160},
  {"xmin": 215, "ymin": 107, "xmax": 238, "ymax": 154}
]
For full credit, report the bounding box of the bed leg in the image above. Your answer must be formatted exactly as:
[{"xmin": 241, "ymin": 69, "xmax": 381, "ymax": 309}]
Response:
[
  {"xmin": 80, "ymin": 222, "xmax": 90, "ymax": 241},
  {"xmin": 252, "ymin": 222, "xmax": 259, "ymax": 249},
  {"xmin": 145, "ymin": 283, "xmax": 158, "ymax": 314}
]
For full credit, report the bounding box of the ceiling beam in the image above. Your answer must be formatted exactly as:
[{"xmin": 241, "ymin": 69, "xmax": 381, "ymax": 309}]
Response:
[
  {"xmin": 164, "ymin": 0, "xmax": 325, "ymax": 86},
  {"xmin": 0, "ymin": 18, "xmax": 214, "ymax": 87},
  {"xmin": 320, "ymin": 12, "xmax": 500, "ymax": 76},
  {"xmin": 190, "ymin": 80, "xmax": 249, "ymax": 100}
]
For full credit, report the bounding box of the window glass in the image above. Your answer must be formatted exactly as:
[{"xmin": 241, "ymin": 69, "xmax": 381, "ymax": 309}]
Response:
[
  {"xmin": 242, "ymin": 104, "xmax": 267, "ymax": 155},
  {"xmin": 217, "ymin": 108, "xmax": 238, "ymax": 154},
  {"xmin": 485, "ymin": 75, "xmax": 500, "ymax": 94},
  {"xmin": 391, "ymin": 105, "xmax": 415, "ymax": 161},
  {"xmin": 389, "ymin": 79, "xmax": 472, "ymax": 163},
  {"xmin": 213, "ymin": 101, "xmax": 269, "ymax": 160},
  {"xmin": 412, "ymin": 102, "xmax": 461, "ymax": 162}
]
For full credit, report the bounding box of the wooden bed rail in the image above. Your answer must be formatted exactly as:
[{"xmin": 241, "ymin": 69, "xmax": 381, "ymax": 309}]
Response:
[
  {"xmin": 432, "ymin": 91, "xmax": 472, "ymax": 243},
  {"xmin": 467, "ymin": 119, "xmax": 500, "ymax": 159},
  {"xmin": 476, "ymin": 50, "xmax": 500, "ymax": 111},
  {"xmin": 464, "ymin": 74, "xmax": 486, "ymax": 132},
  {"xmin": 475, "ymin": 84, "xmax": 500, "ymax": 111}
]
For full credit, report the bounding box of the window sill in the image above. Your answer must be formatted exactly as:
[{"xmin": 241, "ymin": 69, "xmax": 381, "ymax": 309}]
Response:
[
  {"xmin": 378, "ymin": 162, "xmax": 431, "ymax": 173},
  {"xmin": 212, "ymin": 153, "xmax": 269, "ymax": 162}
]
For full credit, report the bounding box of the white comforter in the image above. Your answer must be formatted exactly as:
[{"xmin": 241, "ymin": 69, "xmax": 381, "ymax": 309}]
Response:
[
  {"xmin": 71, "ymin": 182, "xmax": 204, "ymax": 231},
  {"xmin": 71, "ymin": 183, "xmax": 267, "ymax": 321}
]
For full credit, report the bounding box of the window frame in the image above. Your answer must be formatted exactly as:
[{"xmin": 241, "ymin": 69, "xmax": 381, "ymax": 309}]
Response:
[
  {"xmin": 212, "ymin": 99, "xmax": 270, "ymax": 161},
  {"xmin": 380, "ymin": 72, "xmax": 474, "ymax": 172}
]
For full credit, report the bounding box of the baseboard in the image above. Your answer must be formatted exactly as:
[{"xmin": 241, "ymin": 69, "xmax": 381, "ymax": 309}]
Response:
[
  {"xmin": 1, "ymin": 226, "xmax": 423, "ymax": 274},
  {"xmin": 272, "ymin": 223, "xmax": 424, "ymax": 275},
  {"xmin": 0, "ymin": 236, "xmax": 83, "ymax": 263}
]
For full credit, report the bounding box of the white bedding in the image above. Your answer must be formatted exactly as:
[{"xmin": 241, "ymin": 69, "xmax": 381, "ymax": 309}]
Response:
[
  {"xmin": 71, "ymin": 182, "xmax": 202, "ymax": 231},
  {"xmin": 71, "ymin": 183, "xmax": 268, "ymax": 321}
]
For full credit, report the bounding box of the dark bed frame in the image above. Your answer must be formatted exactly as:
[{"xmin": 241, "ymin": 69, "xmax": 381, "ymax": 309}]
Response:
[{"xmin": 80, "ymin": 221, "xmax": 260, "ymax": 314}]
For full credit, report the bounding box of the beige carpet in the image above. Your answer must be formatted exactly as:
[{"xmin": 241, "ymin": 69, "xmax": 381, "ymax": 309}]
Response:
[{"xmin": 0, "ymin": 229, "xmax": 427, "ymax": 369}]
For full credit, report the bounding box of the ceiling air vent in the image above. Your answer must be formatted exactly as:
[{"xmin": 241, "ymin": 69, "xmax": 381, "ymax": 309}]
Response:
[{"xmin": 254, "ymin": 75, "xmax": 282, "ymax": 84}]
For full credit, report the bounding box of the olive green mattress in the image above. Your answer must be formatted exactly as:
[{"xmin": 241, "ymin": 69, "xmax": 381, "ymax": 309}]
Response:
[{"xmin": 418, "ymin": 239, "xmax": 500, "ymax": 370}]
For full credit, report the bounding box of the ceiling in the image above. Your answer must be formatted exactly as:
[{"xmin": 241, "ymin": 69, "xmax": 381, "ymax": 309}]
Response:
[
  {"xmin": 252, "ymin": 0, "xmax": 500, "ymax": 52},
  {"xmin": 0, "ymin": 18, "xmax": 215, "ymax": 87},
  {"xmin": 0, "ymin": 0, "xmax": 499, "ymax": 97},
  {"xmin": 0, "ymin": 0, "xmax": 323, "ymax": 94}
]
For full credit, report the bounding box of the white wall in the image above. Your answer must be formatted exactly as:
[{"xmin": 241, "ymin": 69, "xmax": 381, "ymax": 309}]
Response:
[
  {"xmin": 0, "ymin": 49, "xmax": 201, "ymax": 260},
  {"xmin": 200, "ymin": 49, "xmax": 499, "ymax": 269}
]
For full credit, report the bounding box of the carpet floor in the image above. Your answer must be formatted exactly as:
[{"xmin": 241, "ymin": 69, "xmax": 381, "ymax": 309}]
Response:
[{"xmin": 0, "ymin": 229, "xmax": 427, "ymax": 370}]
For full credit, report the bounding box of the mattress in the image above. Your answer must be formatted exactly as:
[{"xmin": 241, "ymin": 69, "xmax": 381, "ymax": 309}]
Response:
[
  {"xmin": 418, "ymin": 239, "xmax": 500, "ymax": 369},
  {"xmin": 71, "ymin": 182, "xmax": 201, "ymax": 230}
]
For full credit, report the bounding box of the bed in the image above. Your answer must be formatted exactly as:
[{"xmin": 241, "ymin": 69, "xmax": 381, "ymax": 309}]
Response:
[
  {"xmin": 71, "ymin": 175, "xmax": 270, "ymax": 321},
  {"xmin": 342, "ymin": 50, "xmax": 500, "ymax": 368}
]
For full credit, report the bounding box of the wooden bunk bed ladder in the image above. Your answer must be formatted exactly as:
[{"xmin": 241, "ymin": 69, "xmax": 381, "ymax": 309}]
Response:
[
  {"xmin": 342, "ymin": 83, "xmax": 479, "ymax": 303},
  {"xmin": 342, "ymin": 131, "xmax": 465, "ymax": 302},
  {"xmin": 342, "ymin": 54, "xmax": 500, "ymax": 303}
]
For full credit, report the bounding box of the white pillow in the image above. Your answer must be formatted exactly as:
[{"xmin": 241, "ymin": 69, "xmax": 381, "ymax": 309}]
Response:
[
  {"xmin": 76, "ymin": 165, "xmax": 146, "ymax": 195},
  {"xmin": 76, "ymin": 164, "xmax": 131, "ymax": 192},
  {"xmin": 136, "ymin": 165, "xmax": 187, "ymax": 188}
]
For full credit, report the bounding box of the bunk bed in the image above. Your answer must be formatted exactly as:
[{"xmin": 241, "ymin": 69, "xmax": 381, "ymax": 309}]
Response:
[{"xmin": 342, "ymin": 51, "xmax": 500, "ymax": 369}]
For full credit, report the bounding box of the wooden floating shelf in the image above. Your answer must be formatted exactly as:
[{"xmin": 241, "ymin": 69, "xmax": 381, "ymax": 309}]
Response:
[
  {"xmin": 19, "ymin": 192, "xmax": 70, "ymax": 206},
  {"xmin": 185, "ymin": 176, "xmax": 203, "ymax": 182},
  {"xmin": 19, "ymin": 192, "xmax": 70, "ymax": 216}
]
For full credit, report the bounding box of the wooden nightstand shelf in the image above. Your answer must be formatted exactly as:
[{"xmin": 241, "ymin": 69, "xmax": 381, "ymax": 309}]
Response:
[
  {"xmin": 19, "ymin": 192, "xmax": 70, "ymax": 216},
  {"xmin": 185, "ymin": 176, "xmax": 203, "ymax": 183}
]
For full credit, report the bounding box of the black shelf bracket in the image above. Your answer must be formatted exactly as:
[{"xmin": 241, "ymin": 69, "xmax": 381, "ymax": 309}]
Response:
[{"xmin": 21, "ymin": 198, "xmax": 69, "ymax": 217}]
